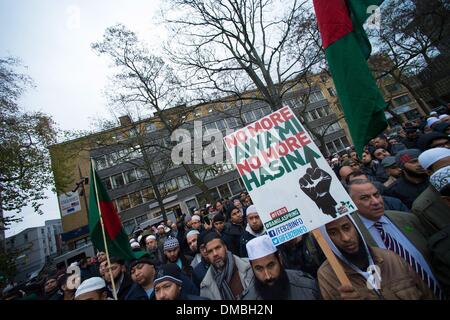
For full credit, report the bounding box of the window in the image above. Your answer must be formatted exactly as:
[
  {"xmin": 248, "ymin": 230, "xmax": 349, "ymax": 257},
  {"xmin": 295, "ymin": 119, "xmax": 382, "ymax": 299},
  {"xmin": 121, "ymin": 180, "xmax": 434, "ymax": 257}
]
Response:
[
  {"xmin": 262, "ymin": 105, "xmax": 272, "ymax": 115},
  {"xmin": 95, "ymin": 156, "xmax": 108, "ymax": 170},
  {"xmin": 309, "ymin": 91, "xmax": 325, "ymax": 103},
  {"xmin": 385, "ymin": 83, "xmax": 401, "ymax": 93},
  {"xmin": 310, "ymin": 110, "xmax": 319, "ymax": 120},
  {"xmin": 334, "ymin": 138, "xmax": 344, "ymax": 151},
  {"xmin": 316, "ymin": 107, "xmax": 326, "ymax": 118},
  {"xmin": 107, "ymin": 152, "xmax": 121, "ymax": 167},
  {"xmin": 111, "ymin": 173, "xmax": 125, "ymax": 189},
  {"xmin": 327, "ymin": 87, "xmax": 336, "ymax": 96},
  {"xmin": 177, "ymin": 175, "xmax": 191, "ymax": 189},
  {"xmin": 129, "ymin": 191, "xmax": 143, "ymax": 207},
  {"xmin": 142, "ymin": 187, "xmax": 155, "ymax": 202},
  {"xmin": 244, "ymin": 111, "xmax": 256, "ymax": 123},
  {"xmin": 393, "ymin": 94, "xmax": 411, "ymax": 106},
  {"xmin": 185, "ymin": 198, "xmax": 198, "ymax": 211},
  {"xmin": 218, "ymin": 184, "xmax": 232, "ymax": 199},
  {"xmin": 136, "ymin": 168, "xmax": 149, "ymax": 179},
  {"xmin": 103, "ymin": 178, "xmax": 112, "ymax": 190},
  {"xmin": 204, "ymin": 122, "xmax": 218, "ymax": 134},
  {"xmin": 123, "ymin": 220, "xmax": 136, "ymax": 235},
  {"xmin": 136, "ymin": 214, "xmax": 148, "ymax": 224},
  {"xmin": 226, "ymin": 118, "xmax": 238, "ymax": 129},
  {"xmin": 229, "ymin": 179, "xmax": 243, "ymax": 195},
  {"xmin": 165, "ymin": 179, "xmax": 179, "ymax": 193},
  {"xmin": 341, "ymin": 136, "xmax": 350, "ymax": 147},
  {"xmin": 124, "ymin": 169, "xmax": 138, "ymax": 184},
  {"xmin": 253, "ymin": 108, "xmax": 264, "ymax": 120},
  {"xmin": 322, "ymin": 105, "xmax": 331, "ymax": 115},
  {"xmin": 24, "ymin": 233, "xmax": 29, "ymax": 241},
  {"xmin": 215, "ymin": 119, "xmax": 226, "ymax": 131},
  {"xmin": 326, "ymin": 142, "xmax": 336, "ymax": 154},
  {"xmin": 116, "ymin": 195, "xmax": 131, "ymax": 212}
]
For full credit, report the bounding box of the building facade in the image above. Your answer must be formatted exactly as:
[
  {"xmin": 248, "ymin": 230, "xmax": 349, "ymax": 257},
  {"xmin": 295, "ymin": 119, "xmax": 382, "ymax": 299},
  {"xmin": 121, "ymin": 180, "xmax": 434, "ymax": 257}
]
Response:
[
  {"xmin": 5, "ymin": 219, "xmax": 62, "ymax": 283},
  {"xmin": 49, "ymin": 76, "xmax": 362, "ymax": 249}
]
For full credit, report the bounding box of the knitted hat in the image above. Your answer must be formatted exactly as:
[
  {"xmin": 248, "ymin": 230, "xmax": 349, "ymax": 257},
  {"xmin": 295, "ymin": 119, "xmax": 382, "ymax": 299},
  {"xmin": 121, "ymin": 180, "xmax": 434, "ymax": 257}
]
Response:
[
  {"xmin": 212, "ymin": 212, "xmax": 225, "ymax": 223},
  {"xmin": 186, "ymin": 229, "xmax": 200, "ymax": 240},
  {"xmin": 74, "ymin": 277, "xmax": 106, "ymax": 298},
  {"xmin": 163, "ymin": 237, "xmax": 179, "ymax": 251},
  {"xmin": 246, "ymin": 235, "xmax": 278, "ymax": 261},
  {"xmin": 153, "ymin": 263, "xmax": 183, "ymax": 288},
  {"xmin": 430, "ymin": 166, "xmax": 450, "ymax": 193}
]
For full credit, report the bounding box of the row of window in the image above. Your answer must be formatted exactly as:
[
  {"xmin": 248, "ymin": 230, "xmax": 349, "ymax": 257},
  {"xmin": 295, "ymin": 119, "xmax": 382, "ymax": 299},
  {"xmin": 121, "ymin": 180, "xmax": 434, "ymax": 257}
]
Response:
[
  {"xmin": 314, "ymin": 122, "xmax": 342, "ymax": 136},
  {"xmin": 324, "ymin": 136, "xmax": 351, "ymax": 156},
  {"xmin": 114, "ymin": 162, "xmax": 235, "ymax": 212},
  {"xmin": 121, "ymin": 178, "xmax": 246, "ymax": 234},
  {"xmin": 103, "ymin": 160, "xmax": 174, "ymax": 191},
  {"xmin": 392, "ymin": 94, "xmax": 411, "ymax": 107}
]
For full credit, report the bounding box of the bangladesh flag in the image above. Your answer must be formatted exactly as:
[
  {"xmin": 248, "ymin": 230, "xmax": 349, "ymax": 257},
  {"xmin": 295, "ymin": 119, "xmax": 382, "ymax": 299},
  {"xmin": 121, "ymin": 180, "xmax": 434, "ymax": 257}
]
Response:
[
  {"xmin": 313, "ymin": 0, "xmax": 387, "ymax": 156},
  {"xmin": 88, "ymin": 164, "xmax": 143, "ymax": 260}
]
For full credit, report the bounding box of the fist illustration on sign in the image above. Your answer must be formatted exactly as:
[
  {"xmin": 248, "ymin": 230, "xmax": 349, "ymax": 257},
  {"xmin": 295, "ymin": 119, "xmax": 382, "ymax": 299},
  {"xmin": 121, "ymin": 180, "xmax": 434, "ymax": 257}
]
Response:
[{"xmin": 299, "ymin": 165, "xmax": 338, "ymax": 218}]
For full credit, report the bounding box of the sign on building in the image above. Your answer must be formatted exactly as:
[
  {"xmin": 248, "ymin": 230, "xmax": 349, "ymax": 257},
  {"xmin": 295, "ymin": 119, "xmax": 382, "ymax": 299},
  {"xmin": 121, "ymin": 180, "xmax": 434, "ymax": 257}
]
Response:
[
  {"xmin": 59, "ymin": 192, "xmax": 82, "ymax": 216},
  {"xmin": 224, "ymin": 106, "xmax": 357, "ymax": 246}
]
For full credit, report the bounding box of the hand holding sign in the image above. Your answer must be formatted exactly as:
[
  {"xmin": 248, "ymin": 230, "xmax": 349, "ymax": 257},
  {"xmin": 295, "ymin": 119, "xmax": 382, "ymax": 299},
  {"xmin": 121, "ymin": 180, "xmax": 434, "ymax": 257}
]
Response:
[{"xmin": 299, "ymin": 164, "xmax": 338, "ymax": 218}]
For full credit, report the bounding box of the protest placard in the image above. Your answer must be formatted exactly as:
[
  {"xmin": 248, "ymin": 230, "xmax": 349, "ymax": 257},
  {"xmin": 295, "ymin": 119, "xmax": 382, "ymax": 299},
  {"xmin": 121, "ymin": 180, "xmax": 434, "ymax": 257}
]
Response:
[{"xmin": 224, "ymin": 106, "xmax": 357, "ymax": 247}]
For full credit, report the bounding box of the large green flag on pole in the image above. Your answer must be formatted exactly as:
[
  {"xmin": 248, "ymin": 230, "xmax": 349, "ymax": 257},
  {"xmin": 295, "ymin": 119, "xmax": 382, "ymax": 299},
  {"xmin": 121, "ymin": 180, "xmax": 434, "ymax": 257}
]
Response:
[
  {"xmin": 313, "ymin": 0, "xmax": 387, "ymax": 156},
  {"xmin": 88, "ymin": 161, "xmax": 143, "ymax": 261}
]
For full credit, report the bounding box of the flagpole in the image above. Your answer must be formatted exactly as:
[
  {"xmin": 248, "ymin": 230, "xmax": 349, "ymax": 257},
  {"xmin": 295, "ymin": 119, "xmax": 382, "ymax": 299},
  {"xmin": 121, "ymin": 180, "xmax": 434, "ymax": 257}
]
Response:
[{"xmin": 90, "ymin": 159, "xmax": 118, "ymax": 301}]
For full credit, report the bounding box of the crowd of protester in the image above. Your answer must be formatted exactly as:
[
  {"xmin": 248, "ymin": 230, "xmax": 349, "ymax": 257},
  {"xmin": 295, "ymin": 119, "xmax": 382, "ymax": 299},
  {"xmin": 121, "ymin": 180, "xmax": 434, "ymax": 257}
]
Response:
[{"xmin": 2, "ymin": 108, "xmax": 450, "ymax": 301}]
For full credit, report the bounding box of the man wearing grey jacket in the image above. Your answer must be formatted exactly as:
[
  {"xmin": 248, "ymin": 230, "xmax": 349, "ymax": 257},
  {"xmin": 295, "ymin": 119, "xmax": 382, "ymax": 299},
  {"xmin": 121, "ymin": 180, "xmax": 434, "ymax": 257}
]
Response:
[{"xmin": 242, "ymin": 235, "xmax": 321, "ymax": 300}]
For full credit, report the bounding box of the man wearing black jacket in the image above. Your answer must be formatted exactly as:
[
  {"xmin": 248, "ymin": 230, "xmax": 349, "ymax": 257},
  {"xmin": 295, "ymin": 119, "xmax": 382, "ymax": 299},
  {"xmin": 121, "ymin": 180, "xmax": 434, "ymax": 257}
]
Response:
[
  {"xmin": 101, "ymin": 257, "xmax": 147, "ymax": 300},
  {"xmin": 223, "ymin": 206, "xmax": 245, "ymax": 256}
]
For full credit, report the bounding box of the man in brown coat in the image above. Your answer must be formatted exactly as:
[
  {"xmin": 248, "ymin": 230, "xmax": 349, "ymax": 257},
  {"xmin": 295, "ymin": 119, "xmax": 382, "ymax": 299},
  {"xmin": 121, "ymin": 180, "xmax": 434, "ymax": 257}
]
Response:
[{"xmin": 317, "ymin": 215, "xmax": 434, "ymax": 300}]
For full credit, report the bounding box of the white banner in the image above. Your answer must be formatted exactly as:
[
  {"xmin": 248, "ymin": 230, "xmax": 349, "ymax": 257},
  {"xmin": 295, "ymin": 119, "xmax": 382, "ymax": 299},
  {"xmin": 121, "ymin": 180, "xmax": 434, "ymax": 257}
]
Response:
[{"xmin": 224, "ymin": 106, "xmax": 357, "ymax": 246}]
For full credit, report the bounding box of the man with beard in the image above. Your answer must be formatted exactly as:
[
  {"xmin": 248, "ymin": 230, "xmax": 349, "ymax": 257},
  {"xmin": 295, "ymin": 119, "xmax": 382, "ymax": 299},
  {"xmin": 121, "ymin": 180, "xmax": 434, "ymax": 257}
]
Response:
[
  {"xmin": 239, "ymin": 205, "xmax": 266, "ymax": 258},
  {"xmin": 192, "ymin": 231, "xmax": 211, "ymax": 288},
  {"xmin": 414, "ymin": 148, "xmax": 450, "ymax": 236},
  {"xmin": 372, "ymin": 134, "xmax": 406, "ymax": 156},
  {"xmin": 349, "ymin": 180, "xmax": 444, "ymax": 299},
  {"xmin": 43, "ymin": 275, "xmax": 60, "ymax": 300},
  {"xmin": 318, "ymin": 215, "xmax": 435, "ymax": 300},
  {"xmin": 145, "ymin": 235, "xmax": 164, "ymax": 266},
  {"xmin": 163, "ymin": 237, "xmax": 194, "ymax": 279},
  {"xmin": 200, "ymin": 231, "xmax": 254, "ymax": 300},
  {"xmin": 186, "ymin": 230, "xmax": 202, "ymax": 268},
  {"xmin": 101, "ymin": 257, "xmax": 148, "ymax": 300},
  {"xmin": 130, "ymin": 255, "xmax": 156, "ymax": 299},
  {"xmin": 242, "ymin": 235, "xmax": 321, "ymax": 300},
  {"xmin": 386, "ymin": 149, "xmax": 430, "ymax": 209}
]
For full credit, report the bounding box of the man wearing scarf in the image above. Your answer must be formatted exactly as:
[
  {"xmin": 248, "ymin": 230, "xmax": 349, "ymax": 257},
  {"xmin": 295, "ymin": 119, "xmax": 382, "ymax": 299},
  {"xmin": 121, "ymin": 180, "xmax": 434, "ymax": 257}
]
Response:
[
  {"xmin": 317, "ymin": 215, "xmax": 434, "ymax": 300},
  {"xmin": 200, "ymin": 231, "xmax": 254, "ymax": 300},
  {"xmin": 239, "ymin": 205, "xmax": 266, "ymax": 257}
]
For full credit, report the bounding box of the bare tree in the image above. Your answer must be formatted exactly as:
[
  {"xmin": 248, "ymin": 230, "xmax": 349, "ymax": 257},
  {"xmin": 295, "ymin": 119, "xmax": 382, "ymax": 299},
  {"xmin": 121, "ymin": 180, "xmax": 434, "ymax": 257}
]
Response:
[
  {"xmin": 92, "ymin": 24, "xmax": 218, "ymax": 205},
  {"xmin": 369, "ymin": 0, "xmax": 450, "ymax": 111},
  {"xmin": 162, "ymin": 0, "xmax": 333, "ymax": 146}
]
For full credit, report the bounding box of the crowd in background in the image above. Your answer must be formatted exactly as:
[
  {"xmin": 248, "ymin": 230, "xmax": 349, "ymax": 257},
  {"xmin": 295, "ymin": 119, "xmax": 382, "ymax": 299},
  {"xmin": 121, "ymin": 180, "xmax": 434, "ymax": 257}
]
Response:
[{"xmin": 2, "ymin": 107, "xmax": 450, "ymax": 301}]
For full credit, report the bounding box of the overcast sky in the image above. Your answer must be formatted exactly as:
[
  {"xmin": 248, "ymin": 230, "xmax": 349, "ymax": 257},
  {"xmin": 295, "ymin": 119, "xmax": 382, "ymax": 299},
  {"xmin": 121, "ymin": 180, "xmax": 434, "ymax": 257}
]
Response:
[{"xmin": 1, "ymin": 0, "xmax": 165, "ymax": 237}]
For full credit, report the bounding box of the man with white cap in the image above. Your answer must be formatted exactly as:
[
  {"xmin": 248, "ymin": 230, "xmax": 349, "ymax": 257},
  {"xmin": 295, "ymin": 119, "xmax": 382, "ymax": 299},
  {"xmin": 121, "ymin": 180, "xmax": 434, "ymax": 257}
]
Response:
[
  {"xmin": 239, "ymin": 205, "xmax": 266, "ymax": 258},
  {"xmin": 145, "ymin": 234, "xmax": 164, "ymax": 266},
  {"xmin": 156, "ymin": 224, "xmax": 168, "ymax": 248},
  {"xmin": 241, "ymin": 235, "xmax": 320, "ymax": 300},
  {"xmin": 186, "ymin": 230, "xmax": 202, "ymax": 268},
  {"xmin": 74, "ymin": 277, "xmax": 109, "ymax": 300},
  {"xmin": 412, "ymin": 148, "xmax": 450, "ymax": 235}
]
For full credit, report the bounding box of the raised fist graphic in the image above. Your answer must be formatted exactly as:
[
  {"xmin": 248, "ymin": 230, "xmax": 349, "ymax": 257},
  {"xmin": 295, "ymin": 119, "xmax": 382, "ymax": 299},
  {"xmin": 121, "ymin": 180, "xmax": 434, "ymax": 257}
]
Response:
[{"xmin": 299, "ymin": 165, "xmax": 338, "ymax": 218}]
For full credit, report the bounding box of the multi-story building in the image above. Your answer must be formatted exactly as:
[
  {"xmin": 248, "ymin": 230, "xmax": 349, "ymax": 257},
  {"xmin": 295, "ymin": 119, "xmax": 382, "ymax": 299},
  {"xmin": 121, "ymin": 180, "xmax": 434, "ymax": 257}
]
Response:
[
  {"xmin": 5, "ymin": 219, "xmax": 62, "ymax": 283},
  {"xmin": 49, "ymin": 75, "xmax": 358, "ymax": 250}
]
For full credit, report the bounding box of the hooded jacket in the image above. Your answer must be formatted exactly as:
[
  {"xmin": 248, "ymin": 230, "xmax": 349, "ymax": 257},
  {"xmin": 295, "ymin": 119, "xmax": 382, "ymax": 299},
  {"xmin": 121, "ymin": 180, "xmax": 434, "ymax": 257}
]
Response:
[{"xmin": 317, "ymin": 216, "xmax": 435, "ymax": 300}]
